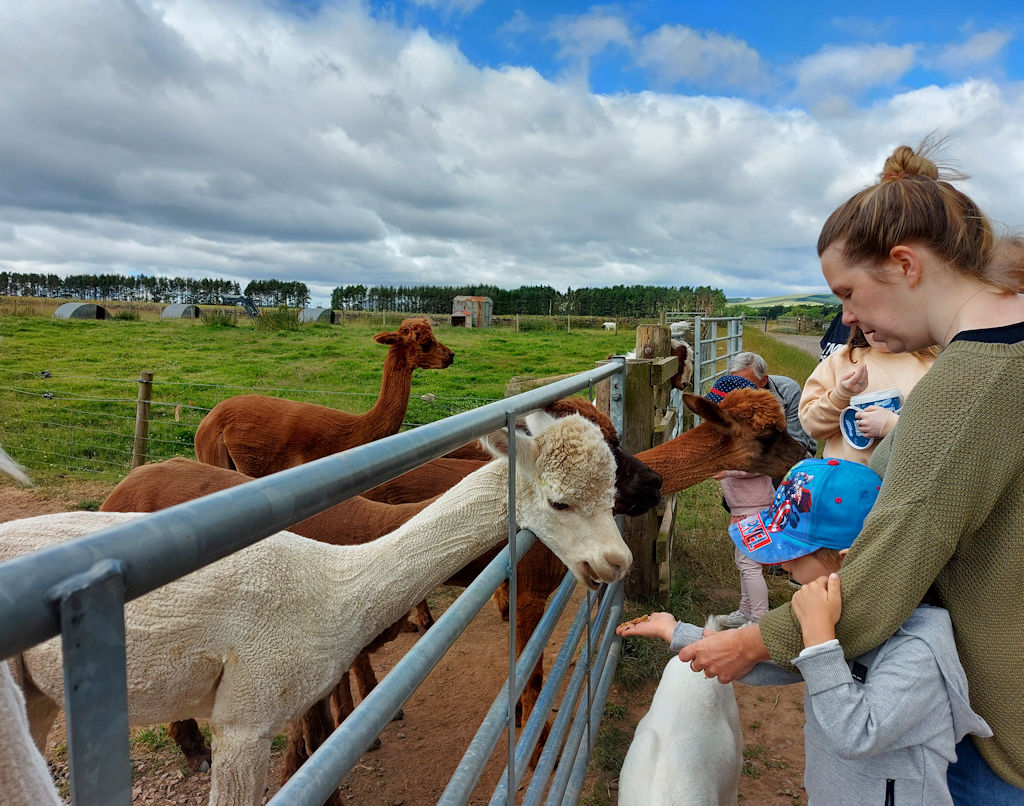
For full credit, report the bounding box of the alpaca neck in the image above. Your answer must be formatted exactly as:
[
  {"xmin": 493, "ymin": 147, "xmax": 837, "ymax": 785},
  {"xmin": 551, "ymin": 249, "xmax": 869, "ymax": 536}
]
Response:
[
  {"xmin": 323, "ymin": 461, "xmax": 513, "ymax": 638},
  {"xmin": 638, "ymin": 424, "xmax": 744, "ymax": 495},
  {"xmin": 360, "ymin": 344, "xmax": 417, "ymax": 442}
]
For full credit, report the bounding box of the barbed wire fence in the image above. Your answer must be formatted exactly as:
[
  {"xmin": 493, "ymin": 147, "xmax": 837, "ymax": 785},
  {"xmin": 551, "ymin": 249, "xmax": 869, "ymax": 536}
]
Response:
[{"xmin": 0, "ymin": 369, "xmax": 501, "ymax": 482}]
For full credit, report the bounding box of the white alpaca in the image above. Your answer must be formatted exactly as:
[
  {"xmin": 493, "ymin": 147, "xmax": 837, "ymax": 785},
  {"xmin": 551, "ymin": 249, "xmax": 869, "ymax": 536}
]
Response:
[
  {"xmin": 618, "ymin": 655, "xmax": 742, "ymax": 806},
  {"xmin": 0, "ymin": 414, "xmax": 631, "ymax": 806}
]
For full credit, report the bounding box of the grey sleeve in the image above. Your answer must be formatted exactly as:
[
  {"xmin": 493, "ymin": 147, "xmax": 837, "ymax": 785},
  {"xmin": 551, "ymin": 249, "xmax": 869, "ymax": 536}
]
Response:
[
  {"xmin": 771, "ymin": 375, "xmax": 818, "ymax": 457},
  {"xmin": 794, "ymin": 636, "xmax": 946, "ymax": 758},
  {"xmin": 670, "ymin": 622, "xmax": 804, "ymax": 686}
]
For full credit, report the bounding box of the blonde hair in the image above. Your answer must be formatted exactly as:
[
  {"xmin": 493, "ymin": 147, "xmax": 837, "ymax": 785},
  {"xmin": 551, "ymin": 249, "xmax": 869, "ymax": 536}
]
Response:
[{"xmin": 818, "ymin": 140, "xmax": 1024, "ymax": 293}]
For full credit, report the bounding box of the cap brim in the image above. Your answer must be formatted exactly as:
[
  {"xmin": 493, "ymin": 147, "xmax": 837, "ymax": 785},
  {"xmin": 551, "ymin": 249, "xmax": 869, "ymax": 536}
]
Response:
[{"xmin": 728, "ymin": 513, "xmax": 818, "ymax": 565}]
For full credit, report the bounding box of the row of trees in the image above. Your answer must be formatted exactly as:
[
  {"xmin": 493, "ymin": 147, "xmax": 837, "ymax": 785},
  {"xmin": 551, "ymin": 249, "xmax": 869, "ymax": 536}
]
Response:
[
  {"xmin": 0, "ymin": 270, "xmax": 734, "ymax": 318},
  {"xmin": 331, "ymin": 283, "xmax": 728, "ymax": 317},
  {"xmin": 0, "ymin": 272, "xmax": 241, "ymax": 304}
]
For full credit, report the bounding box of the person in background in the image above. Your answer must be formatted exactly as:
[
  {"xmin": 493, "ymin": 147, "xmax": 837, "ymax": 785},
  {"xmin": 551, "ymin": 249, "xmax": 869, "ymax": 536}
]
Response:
[
  {"xmin": 677, "ymin": 141, "xmax": 1024, "ymax": 804},
  {"xmin": 798, "ymin": 325, "xmax": 938, "ymax": 464},
  {"xmin": 728, "ymin": 352, "xmax": 818, "ymax": 459},
  {"xmin": 704, "ymin": 374, "xmax": 776, "ymax": 629},
  {"xmin": 818, "ymin": 309, "xmax": 850, "ymax": 361},
  {"xmin": 621, "ymin": 458, "xmax": 991, "ymax": 806}
]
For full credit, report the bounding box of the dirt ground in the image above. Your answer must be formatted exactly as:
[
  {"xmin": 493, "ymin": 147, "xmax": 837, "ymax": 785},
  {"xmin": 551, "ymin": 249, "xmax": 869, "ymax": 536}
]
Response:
[{"xmin": 0, "ymin": 480, "xmax": 808, "ymax": 805}]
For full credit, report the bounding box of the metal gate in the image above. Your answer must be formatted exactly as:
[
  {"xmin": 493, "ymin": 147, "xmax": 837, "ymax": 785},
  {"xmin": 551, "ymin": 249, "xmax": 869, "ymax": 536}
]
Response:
[{"xmin": 0, "ymin": 358, "xmax": 630, "ymax": 806}]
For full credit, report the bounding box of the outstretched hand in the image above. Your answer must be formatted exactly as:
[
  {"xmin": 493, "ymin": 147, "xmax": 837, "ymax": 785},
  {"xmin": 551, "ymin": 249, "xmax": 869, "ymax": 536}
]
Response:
[
  {"xmin": 616, "ymin": 611, "xmax": 676, "ymax": 644},
  {"xmin": 791, "ymin": 573, "xmax": 843, "ymax": 647}
]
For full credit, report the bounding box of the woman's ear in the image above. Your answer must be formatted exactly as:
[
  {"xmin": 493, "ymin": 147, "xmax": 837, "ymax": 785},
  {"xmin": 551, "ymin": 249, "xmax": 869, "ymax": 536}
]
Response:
[{"xmin": 889, "ymin": 244, "xmax": 925, "ymax": 288}]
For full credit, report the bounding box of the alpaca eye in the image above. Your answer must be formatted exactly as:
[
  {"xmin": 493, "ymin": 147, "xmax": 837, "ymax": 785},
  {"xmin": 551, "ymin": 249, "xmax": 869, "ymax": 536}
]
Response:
[
  {"xmin": 421, "ymin": 342, "xmax": 432, "ymax": 352},
  {"xmin": 548, "ymin": 500, "xmax": 571, "ymax": 511}
]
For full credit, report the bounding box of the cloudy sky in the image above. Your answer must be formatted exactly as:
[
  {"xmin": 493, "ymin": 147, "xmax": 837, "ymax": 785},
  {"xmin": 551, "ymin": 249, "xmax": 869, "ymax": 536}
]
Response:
[{"xmin": 2, "ymin": 1, "xmax": 1023, "ymax": 305}]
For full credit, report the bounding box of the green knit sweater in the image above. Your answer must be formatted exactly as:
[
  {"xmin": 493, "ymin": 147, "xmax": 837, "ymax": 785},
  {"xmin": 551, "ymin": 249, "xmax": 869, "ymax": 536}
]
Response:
[{"xmin": 760, "ymin": 337, "xmax": 1024, "ymax": 787}]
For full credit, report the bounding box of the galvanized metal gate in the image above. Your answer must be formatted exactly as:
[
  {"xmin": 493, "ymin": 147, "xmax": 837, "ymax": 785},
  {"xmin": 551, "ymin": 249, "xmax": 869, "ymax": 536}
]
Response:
[{"xmin": 0, "ymin": 358, "xmax": 630, "ymax": 806}]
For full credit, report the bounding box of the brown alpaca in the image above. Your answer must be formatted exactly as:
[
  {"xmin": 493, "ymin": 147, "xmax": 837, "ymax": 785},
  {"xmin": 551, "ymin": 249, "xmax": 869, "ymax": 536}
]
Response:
[{"xmin": 193, "ymin": 317, "xmax": 454, "ymax": 475}]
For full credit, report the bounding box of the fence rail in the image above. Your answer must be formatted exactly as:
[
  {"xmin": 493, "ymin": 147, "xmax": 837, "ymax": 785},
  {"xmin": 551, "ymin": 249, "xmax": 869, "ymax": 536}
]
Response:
[{"xmin": 0, "ymin": 359, "xmax": 630, "ymax": 805}]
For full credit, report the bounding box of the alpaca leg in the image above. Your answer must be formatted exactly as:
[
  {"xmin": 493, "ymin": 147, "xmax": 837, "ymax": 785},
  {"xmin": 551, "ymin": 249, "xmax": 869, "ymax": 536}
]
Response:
[
  {"xmin": 281, "ymin": 700, "xmax": 343, "ymax": 806},
  {"xmin": 20, "ymin": 687, "xmax": 59, "ymax": 754},
  {"xmin": 516, "ymin": 596, "xmax": 551, "ymax": 767},
  {"xmin": 352, "ymin": 652, "xmax": 403, "ymax": 722},
  {"xmin": 168, "ymin": 719, "xmax": 212, "ymax": 771},
  {"xmin": 207, "ymin": 725, "xmax": 272, "ymax": 806},
  {"xmin": 493, "ymin": 579, "xmax": 511, "ymax": 621},
  {"xmin": 329, "ymin": 672, "xmax": 381, "ymax": 751}
]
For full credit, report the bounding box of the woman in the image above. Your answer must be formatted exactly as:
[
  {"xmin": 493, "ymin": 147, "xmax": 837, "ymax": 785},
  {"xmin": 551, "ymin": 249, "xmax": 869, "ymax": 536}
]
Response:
[
  {"xmin": 798, "ymin": 325, "xmax": 938, "ymax": 464},
  {"xmin": 678, "ymin": 143, "xmax": 1024, "ymax": 803}
]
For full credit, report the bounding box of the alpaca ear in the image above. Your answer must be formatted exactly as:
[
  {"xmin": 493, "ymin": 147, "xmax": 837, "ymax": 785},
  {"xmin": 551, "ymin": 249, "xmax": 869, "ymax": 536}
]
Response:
[
  {"xmin": 684, "ymin": 393, "xmax": 729, "ymax": 427},
  {"xmin": 523, "ymin": 410, "xmax": 557, "ymax": 436},
  {"xmin": 374, "ymin": 331, "xmax": 400, "ymax": 345},
  {"xmin": 480, "ymin": 427, "xmax": 541, "ymax": 465}
]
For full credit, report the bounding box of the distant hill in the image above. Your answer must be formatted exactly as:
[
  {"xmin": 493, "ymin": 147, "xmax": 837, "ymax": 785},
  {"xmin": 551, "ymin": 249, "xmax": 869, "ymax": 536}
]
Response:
[{"xmin": 727, "ymin": 292, "xmax": 839, "ymax": 307}]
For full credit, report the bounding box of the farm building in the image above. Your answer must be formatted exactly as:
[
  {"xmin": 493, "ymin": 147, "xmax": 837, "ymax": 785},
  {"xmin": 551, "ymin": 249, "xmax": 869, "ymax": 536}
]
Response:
[
  {"xmin": 451, "ymin": 296, "xmax": 492, "ymax": 328},
  {"xmin": 54, "ymin": 302, "xmax": 109, "ymax": 320},
  {"xmin": 161, "ymin": 304, "xmax": 201, "ymax": 320},
  {"xmin": 298, "ymin": 307, "xmax": 338, "ymax": 324}
]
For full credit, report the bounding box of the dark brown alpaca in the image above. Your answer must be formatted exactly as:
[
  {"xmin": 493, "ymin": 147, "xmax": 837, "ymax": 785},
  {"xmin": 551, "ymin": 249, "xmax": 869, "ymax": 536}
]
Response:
[{"xmin": 193, "ymin": 317, "xmax": 454, "ymax": 475}]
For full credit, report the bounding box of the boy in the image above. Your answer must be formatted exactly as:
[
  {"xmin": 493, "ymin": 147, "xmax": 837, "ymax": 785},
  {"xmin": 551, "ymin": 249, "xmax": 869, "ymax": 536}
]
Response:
[{"xmin": 618, "ymin": 458, "xmax": 991, "ymax": 806}]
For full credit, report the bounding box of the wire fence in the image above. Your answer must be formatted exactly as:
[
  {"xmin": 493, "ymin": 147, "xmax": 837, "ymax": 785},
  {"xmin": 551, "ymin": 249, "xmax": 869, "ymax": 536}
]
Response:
[{"xmin": 0, "ymin": 369, "xmax": 502, "ymax": 480}]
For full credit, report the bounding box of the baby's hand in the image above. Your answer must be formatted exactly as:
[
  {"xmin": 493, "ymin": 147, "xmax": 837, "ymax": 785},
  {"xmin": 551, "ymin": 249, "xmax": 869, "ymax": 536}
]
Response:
[
  {"xmin": 839, "ymin": 365, "xmax": 869, "ymax": 396},
  {"xmin": 791, "ymin": 573, "xmax": 842, "ymax": 647},
  {"xmin": 616, "ymin": 612, "xmax": 676, "ymax": 644},
  {"xmin": 856, "ymin": 405, "xmax": 893, "ymax": 438}
]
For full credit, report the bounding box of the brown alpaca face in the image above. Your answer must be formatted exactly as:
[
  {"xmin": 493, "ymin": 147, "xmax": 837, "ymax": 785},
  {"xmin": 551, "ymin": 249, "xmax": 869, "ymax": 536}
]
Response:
[
  {"xmin": 375, "ymin": 317, "xmax": 455, "ymax": 369},
  {"xmin": 684, "ymin": 388, "xmax": 808, "ymax": 479}
]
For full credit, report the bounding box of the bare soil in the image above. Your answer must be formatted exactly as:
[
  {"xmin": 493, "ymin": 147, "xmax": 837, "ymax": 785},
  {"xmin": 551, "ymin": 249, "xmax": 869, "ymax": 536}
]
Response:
[{"xmin": 1, "ymin": 481, "xmax": 807, "ymax": 805}]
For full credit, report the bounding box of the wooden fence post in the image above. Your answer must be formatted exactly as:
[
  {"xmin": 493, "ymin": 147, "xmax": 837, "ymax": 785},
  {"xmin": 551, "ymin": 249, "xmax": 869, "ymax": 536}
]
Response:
[{"xmin": 132, "ymin": 370, "xmax": 153, "ymax": 469}]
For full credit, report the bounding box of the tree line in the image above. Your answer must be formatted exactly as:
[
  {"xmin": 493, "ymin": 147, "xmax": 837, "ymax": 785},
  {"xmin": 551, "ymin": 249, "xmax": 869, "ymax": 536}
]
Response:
[
  {"xmin": 331, "ymin": 283, "xmax": 728, "ymax": 317},
  {"xmin": 1, "ymin": 270, "xmax": 734, "ymax": 318}
]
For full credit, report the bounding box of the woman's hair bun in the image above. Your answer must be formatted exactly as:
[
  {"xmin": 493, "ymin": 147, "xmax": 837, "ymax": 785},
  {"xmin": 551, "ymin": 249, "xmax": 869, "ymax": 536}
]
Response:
[{"xmin": 880, "ymin": 145, "xmax": 939, "ymax": 182}]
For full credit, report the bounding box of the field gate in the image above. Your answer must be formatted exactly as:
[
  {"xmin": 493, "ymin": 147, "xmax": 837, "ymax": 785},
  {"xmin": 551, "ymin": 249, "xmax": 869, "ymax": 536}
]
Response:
[{"xmin": 0, "ymin": 349, "xmax": 677, "ymax": 805}]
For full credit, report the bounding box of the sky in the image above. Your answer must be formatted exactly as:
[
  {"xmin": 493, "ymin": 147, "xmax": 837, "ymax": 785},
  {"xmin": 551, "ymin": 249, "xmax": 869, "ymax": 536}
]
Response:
[{"xmin": 2, "ymin": 1, "xmax": 1024, "ymax": 305}]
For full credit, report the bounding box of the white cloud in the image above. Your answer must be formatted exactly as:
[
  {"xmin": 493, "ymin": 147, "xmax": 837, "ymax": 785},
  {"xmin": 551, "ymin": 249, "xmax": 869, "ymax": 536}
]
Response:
[
  {"xmin": 547, "ymin": 8, "xmax": 631, "ymax": 63},
  {"xmin": 930, "ymin": 30, "xmax": 1012, "ymax": 73},
  {"xmin": 408, "ymin": 0, "xmax": 486, "ymax": 16},
  {"xmin": 0, "ymin": 1, "xmax": 1022, "ymax": 304},
  {"xmin": 793, "ymin": 43, "xmax": 918, "ymax": 105},
  {"xmin": 635, "ymin": 24, "xmax": 763, "ymax": 90}
]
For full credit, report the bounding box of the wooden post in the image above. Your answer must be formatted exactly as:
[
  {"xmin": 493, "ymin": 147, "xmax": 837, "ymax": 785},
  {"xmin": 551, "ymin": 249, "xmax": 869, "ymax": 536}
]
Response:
[{"xmin": 132, "ymin": 370, "xmax": 153, "ymax": 469}]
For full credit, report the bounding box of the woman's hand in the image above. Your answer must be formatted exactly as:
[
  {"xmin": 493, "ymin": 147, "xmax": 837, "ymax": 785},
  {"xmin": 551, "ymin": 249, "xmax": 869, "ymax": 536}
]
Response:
[
  {"xmin": 616, "ymin": 611, "xmax": 676, "ymax": 643},
  {"xmin": 791, "ymin": 573, "xmax": 842, "ymax": 647},
  {"xmin": 856, "ymin": 405, "xmax": 894, "ymax": 438},
  {"xmin": 839, "ymin": 364, "xmax": 869, "ymax": 396},
  {"xmin": 677, "ymin": 623, "xmax": 769, "ymax": 682}
]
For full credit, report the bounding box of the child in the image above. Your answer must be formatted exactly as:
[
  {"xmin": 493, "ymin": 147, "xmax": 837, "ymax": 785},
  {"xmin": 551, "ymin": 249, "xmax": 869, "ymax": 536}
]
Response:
[
  {"xmin": 618, "ymin": 457, "xmax": 991, "ymax": 806},
  {"xmin": 705, "ymin": 373, "xmax": 776, "ymax": 628}
]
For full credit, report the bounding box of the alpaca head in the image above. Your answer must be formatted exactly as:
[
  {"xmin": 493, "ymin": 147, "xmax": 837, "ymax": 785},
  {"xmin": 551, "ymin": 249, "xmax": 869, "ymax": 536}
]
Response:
[
  {"xmin": 541, "ymin": 398, "xmax": 663, "ymax": 517},
  {"xmin": 669, "ymin": 339, "xmax": 694, "ymax": 392},
  {"xmin": 374, "ymin": 317, "xmax": 455, "ymax": 370},
  {"xmin": 482, "ymin": 413, "xmax": 631, "ymax": 590},
  {"xmin": 683, "ymin": 388, "xmax": 808, "ymax": 477}
]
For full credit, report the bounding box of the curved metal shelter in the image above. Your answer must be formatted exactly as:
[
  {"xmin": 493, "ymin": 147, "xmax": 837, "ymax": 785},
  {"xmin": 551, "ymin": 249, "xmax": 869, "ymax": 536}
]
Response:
[
  {"xmin": 298, "ymin": 307, "xmax": 337, "ymax": 324},
  {"xmin": 54, "ymin": 302, "xmax": 109, "ymax": 320},
  {"xmin": 160, "ymin": 304, "xmax": 201, "ymax": 320}
]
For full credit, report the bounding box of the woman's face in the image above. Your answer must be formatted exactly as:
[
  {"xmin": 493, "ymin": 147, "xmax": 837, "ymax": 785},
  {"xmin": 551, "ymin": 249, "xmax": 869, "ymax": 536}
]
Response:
[{"xmin": 821, "ymin": 243, "xmax": 922, "ymax": 353}]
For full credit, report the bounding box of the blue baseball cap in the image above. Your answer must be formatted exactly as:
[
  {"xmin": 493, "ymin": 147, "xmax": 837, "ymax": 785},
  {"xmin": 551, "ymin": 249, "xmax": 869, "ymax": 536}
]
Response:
[
  {"xmin": 704, "ymin": 374, "xmax": 757, "ymax": 403},
  {"xmin": 728, "ymin": 458, "xmax": 882, "ymax": 564}
]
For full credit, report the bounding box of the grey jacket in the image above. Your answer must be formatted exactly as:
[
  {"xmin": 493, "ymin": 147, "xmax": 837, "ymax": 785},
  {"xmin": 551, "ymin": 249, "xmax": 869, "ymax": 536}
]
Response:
[
  {"xmin": 766, "ymin": 374, "xmax": 818, "ymax": 457},
  {"xmin": 671, "ymin": 606, "xmax": 990, "ymax": 805}
]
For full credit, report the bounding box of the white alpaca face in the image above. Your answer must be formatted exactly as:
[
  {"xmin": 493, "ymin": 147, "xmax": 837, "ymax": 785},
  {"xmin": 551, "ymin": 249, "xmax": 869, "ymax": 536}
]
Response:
[{"xmin": 484, "ymin": 415, "xmax": 632, "ymax": 589}]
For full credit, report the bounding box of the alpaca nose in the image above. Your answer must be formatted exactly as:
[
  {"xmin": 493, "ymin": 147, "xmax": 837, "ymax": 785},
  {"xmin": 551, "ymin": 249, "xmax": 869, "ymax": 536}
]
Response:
[{"xmin": 604, "ymin": 549, "xmax": 632, "ymax": 580}]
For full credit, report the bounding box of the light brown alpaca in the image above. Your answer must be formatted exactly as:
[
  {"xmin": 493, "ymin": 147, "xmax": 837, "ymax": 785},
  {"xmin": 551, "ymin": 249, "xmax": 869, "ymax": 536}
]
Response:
[
  {"xmin": 193, "ymin": 317, "xmax": 454, "ymax": 475},
  {"xmin": 368, "ymin": 388, "xmax": 807, "ymax": 740}
]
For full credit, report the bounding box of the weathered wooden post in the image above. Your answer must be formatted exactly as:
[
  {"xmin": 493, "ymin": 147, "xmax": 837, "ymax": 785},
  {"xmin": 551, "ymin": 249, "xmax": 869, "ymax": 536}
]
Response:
[{"xmin": 132, "ymin": 370, "xmax": 153, "ymax": 469}]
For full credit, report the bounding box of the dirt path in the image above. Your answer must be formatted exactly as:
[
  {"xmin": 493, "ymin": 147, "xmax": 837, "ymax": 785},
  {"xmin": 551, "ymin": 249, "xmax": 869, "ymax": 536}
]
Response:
[
  {"xmin": 1, "ymin": 481, "xmax": 808, "ymax": 806},
  {"xmin": 764, "ymin": 332, "xmax": 822, "ymax": 357}
]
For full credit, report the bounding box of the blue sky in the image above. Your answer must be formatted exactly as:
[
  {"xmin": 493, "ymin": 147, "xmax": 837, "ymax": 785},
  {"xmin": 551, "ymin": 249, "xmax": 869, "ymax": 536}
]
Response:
[{"xmin": 1, "ymin": 0, "xmax": 1023, "ymax": 304}]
